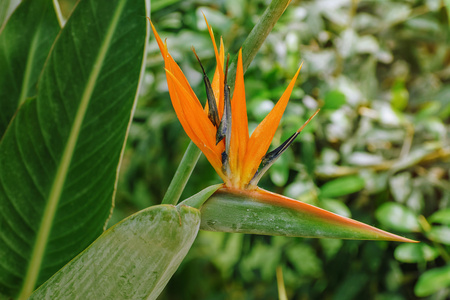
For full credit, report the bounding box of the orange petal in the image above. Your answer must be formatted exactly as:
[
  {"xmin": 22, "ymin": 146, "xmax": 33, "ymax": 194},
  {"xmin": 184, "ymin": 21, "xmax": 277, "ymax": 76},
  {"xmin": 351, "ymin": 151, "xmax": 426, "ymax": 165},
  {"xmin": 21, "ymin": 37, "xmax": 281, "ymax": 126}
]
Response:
[
  {"xmin": 150, "ymin": 20, "xmax": 198, "ymax": 104},
  {"xmin": 204, "ymin": 15, "xmax": 224, "ymax": 119},
  {"xmin": 149, "ymin": 19, "xmax": 167, "ymax": 57},
  {"xmin": 164, "ymin": 71, "xmax": 205, "ymax": 143},
  {"xmin": 229, "ymin": 49, "xmax": 249, "ymax": 187},
  {"xmin": 166, "ymin": 71, "xmax": 222, "ymax": 147},
  {"xmin": 241, "ymin": 64, "xmax": 303, "ymax": 186},
  {"xmin": 150, "ymin": 19, "xmax": 226, "ymax": 180},
  {"xmin": 165, "ymin": 70, "xmax": 225, "ymax": 176}
]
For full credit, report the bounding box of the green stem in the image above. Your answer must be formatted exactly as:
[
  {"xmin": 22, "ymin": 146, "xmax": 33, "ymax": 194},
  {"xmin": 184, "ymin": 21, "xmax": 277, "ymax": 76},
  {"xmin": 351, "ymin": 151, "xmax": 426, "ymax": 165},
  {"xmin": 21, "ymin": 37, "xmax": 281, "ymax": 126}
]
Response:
[
  {"xmin": 276, "ymin": 266, "xmax": 288, "ymax": 300},
  {"xmin": 161, "ymin": 141, "xmax": 201, "ymax": 205},
  {"xmin": 161, "ymin": 0, "xmax": 292, "ymax": 205},
  {"xmin": 445, "ymin": 0, "xmax": 450, "ymax": 27},
  {"xmin": 228, "ymin": 0, "xmax": 292, "ymax": 90}
]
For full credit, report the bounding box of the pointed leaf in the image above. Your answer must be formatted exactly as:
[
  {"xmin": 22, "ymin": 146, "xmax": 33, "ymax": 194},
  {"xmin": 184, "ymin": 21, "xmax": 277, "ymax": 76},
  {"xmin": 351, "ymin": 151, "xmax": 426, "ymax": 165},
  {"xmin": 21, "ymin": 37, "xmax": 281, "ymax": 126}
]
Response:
[
  {"xmin": 200, "ymin": 188, "xmax": 416, "ymax": 242},
  {"xmin": 0, "ymin": 0, "xmax": 60, "ymax": 136},
  {"xmin": 30, "ymin": 205, "xmax": 201, "ymax": 300},
  {"xmin": 0, "ymin": 0, "xmax": 149, "ymax": 297},
  {"xmin": 179, "ymin": 184, "xmax": 223, "ymax": 209}
]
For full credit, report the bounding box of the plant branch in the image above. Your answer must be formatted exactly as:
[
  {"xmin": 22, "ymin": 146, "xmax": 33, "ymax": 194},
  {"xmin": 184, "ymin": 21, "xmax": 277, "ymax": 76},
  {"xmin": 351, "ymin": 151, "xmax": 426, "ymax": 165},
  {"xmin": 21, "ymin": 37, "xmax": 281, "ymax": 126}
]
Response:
[{"xmin": 228, "ymin": 0, "xmax": 292, "ymax": 91}]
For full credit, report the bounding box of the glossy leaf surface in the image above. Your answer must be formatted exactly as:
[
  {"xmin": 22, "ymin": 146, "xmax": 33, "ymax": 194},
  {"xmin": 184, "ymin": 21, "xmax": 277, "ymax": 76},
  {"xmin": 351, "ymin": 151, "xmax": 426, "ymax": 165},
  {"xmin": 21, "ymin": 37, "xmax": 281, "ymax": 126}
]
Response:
[
  {"xmin": 0, "ymin": 0, "xmax": 148, "ymax": 297},
  {"xmin": 200, "ymin": 188, "xmax": 416, "ymax": 242},
  {"xmin": 30, "ymin": 205, "xmax": 201, "ymax": 300}
]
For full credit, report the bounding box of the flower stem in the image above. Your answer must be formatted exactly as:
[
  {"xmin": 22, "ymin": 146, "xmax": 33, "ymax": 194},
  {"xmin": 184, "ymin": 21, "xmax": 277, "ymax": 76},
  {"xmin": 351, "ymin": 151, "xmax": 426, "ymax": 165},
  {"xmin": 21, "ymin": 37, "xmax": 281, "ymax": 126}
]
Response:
[
  {"xmin": 161, "ymin": 0, "xmax": 292, "ymax": 205},
  {"xmin": 276, "ymin": 266, "xmax": 288, "ymax": 300},
  {"xmin": 162, "ymin": 141, "xmax": 201, "ymax": 205},
  {"xmin": 228, "ymin": 0, "xmax": 292, "ymax": 90}
]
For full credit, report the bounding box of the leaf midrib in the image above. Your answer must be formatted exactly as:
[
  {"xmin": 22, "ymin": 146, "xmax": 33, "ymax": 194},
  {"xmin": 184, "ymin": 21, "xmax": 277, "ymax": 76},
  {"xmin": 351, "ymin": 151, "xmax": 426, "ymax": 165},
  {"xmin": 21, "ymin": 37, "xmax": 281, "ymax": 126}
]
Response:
[{"xmin": 17, "ymin": 1, "xmax": 127, "ymax": 298}]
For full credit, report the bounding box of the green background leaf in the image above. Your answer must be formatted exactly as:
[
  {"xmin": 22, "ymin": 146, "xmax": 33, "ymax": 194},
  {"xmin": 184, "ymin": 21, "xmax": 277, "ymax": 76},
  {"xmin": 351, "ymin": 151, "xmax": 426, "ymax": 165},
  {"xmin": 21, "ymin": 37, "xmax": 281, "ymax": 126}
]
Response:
[
  {"xmin": 429, "ymin": 208, "xmax": 450, "ymax": 225},
  {"xmin": 323, "ymin": 90, "xmax": 346, "ymax": 110},
  {"xmin": 319, "ymin": 175, "xmax": 365, "ymax": 199},
  {"xmin": 30, "ymin": 205, "xmax": 201, "ymax": 300},
  {"xmin": 414, "ymin": 265, "xmax": 450, "ymax": 297},
  {"xmin": 0, "ymin": 0, "xmax": 148, "ymax": 297},
  {"xmin": 375, "ymin": 203, "xmax": 420, "ymax": 232},
  {"xmin": 0, "ymin": 0, "xmax": 60, "ymax": 136},
  {"xmin": 394, "ymin": 243, "xmax": 439, "ymax": 263},
  {"xmin": 427, "ymin": 226, "xmax": 450, "ymax": 245}
]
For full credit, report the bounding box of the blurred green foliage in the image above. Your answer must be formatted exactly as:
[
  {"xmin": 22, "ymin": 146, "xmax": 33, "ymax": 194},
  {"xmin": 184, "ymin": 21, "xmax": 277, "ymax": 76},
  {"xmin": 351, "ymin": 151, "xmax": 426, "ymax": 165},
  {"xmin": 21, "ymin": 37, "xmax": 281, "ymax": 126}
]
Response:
[{"xmin": 112, "ymin": 0, "xmax": 449, "ymax": 299}]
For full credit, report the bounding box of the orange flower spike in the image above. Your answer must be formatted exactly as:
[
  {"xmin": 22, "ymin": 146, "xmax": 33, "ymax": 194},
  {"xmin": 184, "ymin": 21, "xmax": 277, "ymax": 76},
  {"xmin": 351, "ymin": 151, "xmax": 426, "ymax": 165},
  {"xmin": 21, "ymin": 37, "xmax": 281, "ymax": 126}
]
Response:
[
  {"xmin": 149, "ymin": 20, "xmax": 198, "ymax": 103},
  {"xmin": 163, "ymin": 70, "xmax": 199, "ymax": 144},
  {"xmin": 151, "ymin": 19, "xmax": 314, "ymax": 190},
  {"xmin": 165, "ymin": 70, "xmax": 226, "ymax": 180},
  {"xmin": 204, "ymin": 15, "xmax": 225, "ymax": 118},
  {"xmin": 204, "ymin": 39, "xmax": 224, "ymax": 119},
  {"xmin": 150, "ymin": 19, "xmax": 226, "ymax": 179},
  {"xmin": 164, "ymin": 70, "xmax": 217, "ymax": 149},
  {"xmin": 149, "ymin": 20, "xmax": 167, "ymax": 57},
  {"xmin": 241, "ymin": 63, "xmax": 303, "ymax": 187},
  {"xmin": 229, "ymin": 49, "xmax": 249, "ymax": 186}
]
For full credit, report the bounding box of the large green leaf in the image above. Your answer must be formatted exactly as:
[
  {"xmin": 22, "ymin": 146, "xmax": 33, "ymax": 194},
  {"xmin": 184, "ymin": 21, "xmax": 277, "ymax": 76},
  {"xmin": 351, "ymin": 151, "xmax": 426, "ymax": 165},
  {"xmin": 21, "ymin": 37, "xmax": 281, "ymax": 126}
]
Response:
[
  {"xmin": 0, "ymin": 0, "xmax": 149, "ymax": 298},
  {"xmin": 0, "ymin": 0, "xmax": 21, "ymax": 27},
  {"xmin": 200, "ymin": 188, "xmax": 417, "ymax": 242},
  {"xmin": 30, "ymin": 204, "xmax": 201, "ymax": 300},
  {"xmin": 0, "ymin": 0, "xmax": 61, "ymax": 136}
]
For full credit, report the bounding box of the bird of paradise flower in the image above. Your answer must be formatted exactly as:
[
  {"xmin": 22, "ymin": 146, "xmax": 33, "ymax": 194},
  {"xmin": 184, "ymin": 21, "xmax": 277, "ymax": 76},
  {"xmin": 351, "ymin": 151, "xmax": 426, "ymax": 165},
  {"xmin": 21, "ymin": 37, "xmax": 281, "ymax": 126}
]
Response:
[{"xmin": 150, "ymin": 17, "xmax": 417, "ymax": 243}]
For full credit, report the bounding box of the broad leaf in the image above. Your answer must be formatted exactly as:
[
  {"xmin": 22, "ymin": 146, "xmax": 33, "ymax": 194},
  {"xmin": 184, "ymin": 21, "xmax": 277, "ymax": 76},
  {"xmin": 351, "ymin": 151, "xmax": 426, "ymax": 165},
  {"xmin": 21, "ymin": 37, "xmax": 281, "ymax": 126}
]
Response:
[
  {"xmin": 0, "ymin": 0, "xmax": 61, "ymax": 136},
  {"xmin": 394, "ymin": 243, "xmax": 439, "ymax": 263},
  {"xmin": 319, "ymin": 175, "xmax": 365, "ymax": 198},
  {"xmin": 200, "ymin": 188, "xmax": 417, "ymax": 242},
  {"xmin": 0, "ymin": 0, "xmax": 21, "ymax": 27},
  {"xmin": 414, "ymin": 265, "xmax": 450, "ymax": 297},
  {"xmin": 375, "ymin": 202, "xmax": 420, "ymax": 232},
  {"xmin": 429, "ymin": 208, "xmax": 450, "ymax": 225},
  {"xmin": 30, "ymin": 204, "xmax": 201, "ymax": 300},
  {"xmin": 0, "ymin": 0, "xmax": 149, "ymax": 298}
]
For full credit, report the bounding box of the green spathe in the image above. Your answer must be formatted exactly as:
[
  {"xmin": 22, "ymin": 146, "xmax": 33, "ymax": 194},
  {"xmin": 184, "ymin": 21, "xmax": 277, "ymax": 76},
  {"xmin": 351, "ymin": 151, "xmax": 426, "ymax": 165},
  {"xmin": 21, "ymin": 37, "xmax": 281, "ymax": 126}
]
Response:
[{"xmin": 200, "ymin": 187, "xmax": 417, "ymax": 242}]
